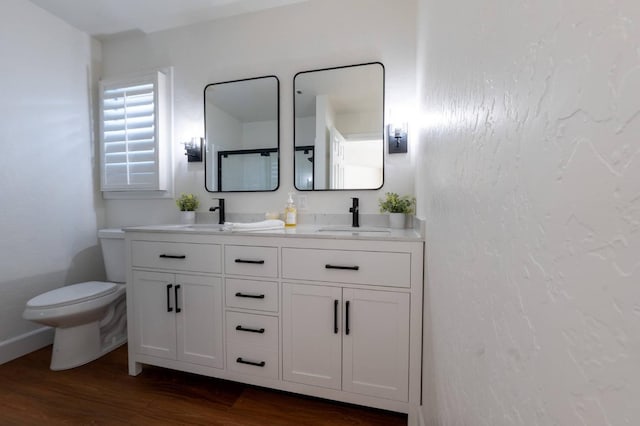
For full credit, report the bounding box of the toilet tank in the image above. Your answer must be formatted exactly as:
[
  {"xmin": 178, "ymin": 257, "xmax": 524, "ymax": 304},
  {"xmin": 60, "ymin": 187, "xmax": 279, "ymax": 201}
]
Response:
[{"xmin": 98, "ymin": 228, "xmax": 126, "ymax": 283}]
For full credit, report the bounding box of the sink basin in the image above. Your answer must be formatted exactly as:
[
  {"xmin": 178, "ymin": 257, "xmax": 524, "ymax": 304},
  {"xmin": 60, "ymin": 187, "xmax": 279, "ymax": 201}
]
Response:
[{"xmin": 316, "ymin": 226, "xmax": 390, "ymax": 233}]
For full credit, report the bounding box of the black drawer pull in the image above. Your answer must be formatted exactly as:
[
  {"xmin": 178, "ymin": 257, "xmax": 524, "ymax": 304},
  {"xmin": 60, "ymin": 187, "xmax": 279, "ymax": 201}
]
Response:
[
  {"xmin": 236, "ymin": 357, "xmax": 266, "ymax": 367},
  {"xmin": 345, "ymin": 300, "xmax": 351, "ymax": 335},
  {"xmin": 166, "ymin": 284, "xmax": 173, "ymax": 312},
  {"xmin": 234, "ymin": 259, "xmax": 265, "ymax": 264},
  {"xmin": 159, "ymin": 254, "xmax": 186, "ymax": 259},
  {"xmin": 236, "ymin": 325, "xmax": 265, "ymax": 334},
  {"xmin": 325, "ymin": 264, "xmax": 359, "ymax": 271},
  {"xmin": 174, "ymin": 285, "xmax": 181, "ymax": 313},
  {"xmin": 235, "ymin": 292, "xmax": 265, "ymax": 299}
]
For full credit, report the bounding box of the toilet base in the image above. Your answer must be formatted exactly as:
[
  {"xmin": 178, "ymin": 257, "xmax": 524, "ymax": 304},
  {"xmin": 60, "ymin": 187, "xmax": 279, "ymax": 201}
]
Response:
[
  {"xmin": 49, "ymin": 294, "xmax": 127, "ymax": 371},
  {"xmin": 50, "ymin": 322, "xmax": 126, "ymax": 370},
  {"xmin": 51, "ymin": 321, "xmax": 98, "ymax": 370}
]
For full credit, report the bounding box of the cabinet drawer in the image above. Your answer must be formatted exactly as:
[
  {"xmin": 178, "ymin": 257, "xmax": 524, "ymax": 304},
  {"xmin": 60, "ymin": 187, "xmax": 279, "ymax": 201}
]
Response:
[
  {"xmin": 132, "ymin": 241, "xmax": 221, "ymax": 274},
  {"xmin": 225, "ymin": 278, "xmax": 278, "ymax": 312},
  {"xmin": 225, "ymin": 311, "xmax": 278, "ymax": 349},
  {"xmin": 282, "ymin": 248, "xmax": 410, "ymax": 288},
  {"xmin": 227, "ymin": 343, "xmax": 279, "ymax": 379},
  {"xmin": 224, "ymin": 245, "xmax": 278, "ymax": 277}
]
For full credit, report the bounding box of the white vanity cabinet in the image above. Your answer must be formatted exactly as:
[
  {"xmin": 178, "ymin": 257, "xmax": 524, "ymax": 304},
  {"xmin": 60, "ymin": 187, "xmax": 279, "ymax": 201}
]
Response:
[
  {"xmin": 125, "ymin": 228, "xmax": 423, "ymax": 424},
  {"xmin": 281, "ymin": 246, "xmax": 412, "ymax": 402},
  {"xmin": 282, "ymin": 283, "xmax": 409, "ymax": 401},
  {"xmin": 128, "ymin": 238, "xmax": 225, "ymax": 373},
  {"xmin": 132, "ymin": 270, "xmax": 224, "ymax": 368}
]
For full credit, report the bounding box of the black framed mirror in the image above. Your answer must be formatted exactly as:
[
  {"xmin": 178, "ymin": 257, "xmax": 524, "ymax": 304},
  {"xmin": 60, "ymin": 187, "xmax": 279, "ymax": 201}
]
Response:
[
  {"xmin": 205, "ymin": 75, "xmax": 279, "ymax": 192},
  {"xmin": 293, "ymin": 62, "xmax": 384, "ymax": 191}
]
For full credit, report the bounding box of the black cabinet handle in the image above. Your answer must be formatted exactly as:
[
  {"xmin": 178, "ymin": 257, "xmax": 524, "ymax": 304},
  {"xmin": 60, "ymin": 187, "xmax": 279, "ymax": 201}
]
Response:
[
  {"xmin": 159, "ymin": 254, "xmax": 186, "ymax": 259},
  {"xmin": 166, "ymin": 284, "xmax": 173, "ymax": 312},
  {"xmin": 236, "ymin": 357, "xmax": 266, "ymax": 367},
  {"xmin": 234, "ymin": 259, "xmax": 265, "ymax": 264},
  {"xmin": 235, "ymin": 292, "xmax": 265, "ymax": 299},
  {"xmin": 325, "ymin": 264, "xmax": 359, "ymax": 271},
  {"xmin": 174, "ymin": 285, "xmax": 181, "ymax": 313},
  {"xmin": 345, "ymin": 300, "xmax": 350, "ymax": 335},
  {"xmin": 236, "ymin": 325, "xmax": 265, "ymax": 334},
  {"xmin": 333, "ymin": 299, "xmax": 339, "ymax": 334}
]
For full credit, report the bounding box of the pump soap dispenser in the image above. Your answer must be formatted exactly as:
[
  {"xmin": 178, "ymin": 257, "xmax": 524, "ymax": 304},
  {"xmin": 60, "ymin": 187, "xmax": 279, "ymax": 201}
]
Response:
[{"xmin": 284, "ymin": 192, "xmax": 297, "ymax": 228}]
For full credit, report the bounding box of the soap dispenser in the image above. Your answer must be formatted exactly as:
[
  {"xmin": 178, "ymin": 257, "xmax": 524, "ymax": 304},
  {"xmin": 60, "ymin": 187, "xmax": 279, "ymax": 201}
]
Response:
[{"xmin": 284, "ymin": 192, "xmax": 297, "ymax": 228}]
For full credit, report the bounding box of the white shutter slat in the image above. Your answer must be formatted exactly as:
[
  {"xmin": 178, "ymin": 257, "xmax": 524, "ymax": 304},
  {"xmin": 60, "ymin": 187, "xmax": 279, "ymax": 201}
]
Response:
[
  {"xmin": 129, "ymin": 162, "xmax": 157, "ymax": 173},
  {"xmin": 103, "ymin": 84, "xmax": 154, "ymax": 97},
  {"xmin": 128, "ymin": 151, "xmax": 156, "ymax": 163},
  {"xmin": 103, "ymin": 96, "xmax": 154, "ymax": 111},
  {"xmin": 103, "ymin": 129, "xmax": 155, "ymax": 143},
  {"xmin": 104, "ymin": 105, "xmax": 154, "ymax": 121},
  {"xmin": 105, "ymin": 140, "xmax": 155, "ymax": 154},
  {"xmin": 104, "ymin": 153, "xmax": 128, "ymax": 164},
  {"xmin": 103, "ymin": 119, "xmax": 154, "ymax": 132}
]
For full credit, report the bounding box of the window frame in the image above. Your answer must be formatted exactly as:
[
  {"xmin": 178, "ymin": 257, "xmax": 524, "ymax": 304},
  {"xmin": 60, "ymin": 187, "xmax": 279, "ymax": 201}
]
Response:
[{"xmin": 99, "ymin": 69, "xmax": 173, "ymax": 197}]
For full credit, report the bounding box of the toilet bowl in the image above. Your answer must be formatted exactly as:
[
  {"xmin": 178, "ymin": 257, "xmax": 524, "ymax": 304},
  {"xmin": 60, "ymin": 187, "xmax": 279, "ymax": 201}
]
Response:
[{"xmin": 23, "ymin": 229, "xmax": 127, "ymax": 370}]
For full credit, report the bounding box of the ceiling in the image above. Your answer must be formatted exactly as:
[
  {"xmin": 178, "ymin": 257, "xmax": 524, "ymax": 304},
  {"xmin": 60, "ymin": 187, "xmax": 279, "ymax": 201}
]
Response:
[{"xmin": 29, "ymin": 0, "xmax": 309, "ymax": 38}]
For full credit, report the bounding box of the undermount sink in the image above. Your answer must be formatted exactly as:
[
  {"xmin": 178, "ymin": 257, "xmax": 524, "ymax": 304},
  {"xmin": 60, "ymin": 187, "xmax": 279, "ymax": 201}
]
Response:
[{"xmin": 316, "ymin": 225, "xmax": 390, "ymax": 233}]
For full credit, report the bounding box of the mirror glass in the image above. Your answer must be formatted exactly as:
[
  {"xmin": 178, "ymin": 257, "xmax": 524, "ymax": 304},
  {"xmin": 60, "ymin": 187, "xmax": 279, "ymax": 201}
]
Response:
[
  {"xmin": 205, "ymin": 76, "xmax": 279, "ymax": 192},
  {"xmin": 294, "ymin": 62, "xmax": 384, "ymax": 191}
]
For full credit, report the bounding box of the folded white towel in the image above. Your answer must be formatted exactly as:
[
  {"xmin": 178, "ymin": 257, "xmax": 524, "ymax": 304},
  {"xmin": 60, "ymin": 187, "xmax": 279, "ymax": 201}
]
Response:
[{"xmin": 223, "ymin": 219, "xmax": 285, "ymax": 232}]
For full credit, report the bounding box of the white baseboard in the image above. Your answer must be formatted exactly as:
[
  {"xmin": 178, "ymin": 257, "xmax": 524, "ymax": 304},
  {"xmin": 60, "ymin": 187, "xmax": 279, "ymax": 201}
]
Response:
[{"xmin": 0, "ymin": 327, "xmax": 53, "ymax": 365}]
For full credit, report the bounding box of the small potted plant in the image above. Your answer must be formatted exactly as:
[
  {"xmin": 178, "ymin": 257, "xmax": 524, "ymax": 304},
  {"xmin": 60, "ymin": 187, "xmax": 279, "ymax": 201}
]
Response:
[
  {"xmin": 176, "ymin": 193, "xmax": 199, "ymax": 224},
  {"xmin": 378, "ymin": 192, "xmax": 415, "ymax": 229}
]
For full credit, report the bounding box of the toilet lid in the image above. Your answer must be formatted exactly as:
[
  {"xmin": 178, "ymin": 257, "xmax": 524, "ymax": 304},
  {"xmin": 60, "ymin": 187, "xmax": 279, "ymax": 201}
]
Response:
[{"xmin": 27, "ymin": 281, "xmax": 118, "ymax": 309}]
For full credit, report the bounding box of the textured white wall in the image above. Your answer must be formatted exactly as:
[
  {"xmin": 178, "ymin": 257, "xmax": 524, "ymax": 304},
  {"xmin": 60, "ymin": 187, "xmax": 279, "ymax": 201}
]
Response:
[
  {"xmin": 417, "ymin": 0, "xmax": 640, "ymax": 424},
  {"xmin": 0, "ymin": 1, "xmax": 103, "ymax": 346},
  {"xmin": 100, "ymin": 0, "xmax": 417, "ymax": 226}
]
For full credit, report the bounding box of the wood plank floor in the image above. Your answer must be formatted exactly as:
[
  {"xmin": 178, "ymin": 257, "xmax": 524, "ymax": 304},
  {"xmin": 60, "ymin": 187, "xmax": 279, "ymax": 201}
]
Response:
[{"xmin": 0, "ymin": 345, "xmax": 406, "ymax": 425}]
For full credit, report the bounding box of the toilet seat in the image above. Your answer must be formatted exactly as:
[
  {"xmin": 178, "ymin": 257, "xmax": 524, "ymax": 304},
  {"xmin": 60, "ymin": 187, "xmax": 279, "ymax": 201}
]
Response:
[{"xmin": 26, "ymin": 281, "xmax": 118, "ymax": 309}]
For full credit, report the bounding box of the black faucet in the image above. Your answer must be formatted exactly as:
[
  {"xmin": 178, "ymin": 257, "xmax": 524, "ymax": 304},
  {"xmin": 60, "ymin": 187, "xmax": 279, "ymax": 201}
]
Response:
[
  {"xmin": 349, "ymin": 197, "xmax": 359, "ymax": 228},
  {"xmin": 209, "ymin": 198, "xmax": 225, "ymax": 224}
]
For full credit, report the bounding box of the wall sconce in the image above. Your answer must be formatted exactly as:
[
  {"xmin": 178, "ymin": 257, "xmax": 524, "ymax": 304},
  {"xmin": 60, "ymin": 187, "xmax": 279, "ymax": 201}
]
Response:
[
  {"xmin": 387, "ymin": 123, "xmax": 408, "ymax": 154},
  {"xmin": 183, "ymin": 137, "xmax": 203, "ymax": 162}
]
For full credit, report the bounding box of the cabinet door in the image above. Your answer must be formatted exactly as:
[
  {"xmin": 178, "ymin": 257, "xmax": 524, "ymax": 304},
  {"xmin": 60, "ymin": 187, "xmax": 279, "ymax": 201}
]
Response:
[
  {"xmin": 176, "ymin": 274, "xmax": 224, "ymax": 369},
  {"xmin": 282, "ymin": 283, "xmax": 342, "ymax": 390},
  {"xmin": 342, "ymin": 289, "xmax": 410, "ymax": 401},
  {"xmin": 132, "ymin": 270, "xmax": 177, "ymax": 360}
]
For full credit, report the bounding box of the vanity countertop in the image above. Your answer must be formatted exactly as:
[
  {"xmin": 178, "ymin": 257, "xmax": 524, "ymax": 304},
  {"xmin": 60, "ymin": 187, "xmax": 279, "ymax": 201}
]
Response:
[{"xmin": 123, "ymin": 224, "xmax": 423, "ymax": 242}]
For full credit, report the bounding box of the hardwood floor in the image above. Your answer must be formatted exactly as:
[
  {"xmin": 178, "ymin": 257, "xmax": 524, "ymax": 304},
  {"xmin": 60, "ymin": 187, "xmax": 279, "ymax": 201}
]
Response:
[{"xmin": 0, "ymin": 345, "xmax": 406, "ymax": 425}]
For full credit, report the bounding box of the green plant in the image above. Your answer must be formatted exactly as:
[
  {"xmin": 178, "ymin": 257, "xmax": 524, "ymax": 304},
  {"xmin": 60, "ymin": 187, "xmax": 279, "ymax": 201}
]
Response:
[
  {"xmin": 176, "ymin": 193, "xmax": 199, "ymax": 211},
  {"xmin": 378, "ymin": 192, "xmax": 415, "ymax": 214}
]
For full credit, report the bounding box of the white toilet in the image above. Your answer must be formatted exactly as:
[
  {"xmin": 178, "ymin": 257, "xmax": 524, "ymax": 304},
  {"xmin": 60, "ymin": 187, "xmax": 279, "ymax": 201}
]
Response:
[{"xmin": 23, "ymin": 229, "xmax": 127, "ymax": 370}]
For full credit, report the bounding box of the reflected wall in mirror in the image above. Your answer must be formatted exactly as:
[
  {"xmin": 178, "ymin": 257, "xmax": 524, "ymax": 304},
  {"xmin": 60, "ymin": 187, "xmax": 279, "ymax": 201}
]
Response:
[
  {"xmin": 205, "ymin": 75, "xmax": 279, "ymax": 192},
  {"xmin": 294, "ymin": 62, "xmax": 384, "ymax": 191}
]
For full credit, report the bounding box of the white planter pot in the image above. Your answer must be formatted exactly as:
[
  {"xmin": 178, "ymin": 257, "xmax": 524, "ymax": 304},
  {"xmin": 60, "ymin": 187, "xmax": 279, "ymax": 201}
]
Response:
[
  {"xmin": 388, "ymin": 213, "xmax": 406, "ymax": 229},
  {"xmin": 179, "ymin": 211, "xmax": 196, "ymax": 224}
]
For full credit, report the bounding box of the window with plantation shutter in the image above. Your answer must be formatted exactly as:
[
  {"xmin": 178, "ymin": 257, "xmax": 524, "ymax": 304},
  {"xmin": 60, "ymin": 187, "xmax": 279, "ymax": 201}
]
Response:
[{"xmin": 100, "ymin": 70, "xmax": 171, "ymax": 193}]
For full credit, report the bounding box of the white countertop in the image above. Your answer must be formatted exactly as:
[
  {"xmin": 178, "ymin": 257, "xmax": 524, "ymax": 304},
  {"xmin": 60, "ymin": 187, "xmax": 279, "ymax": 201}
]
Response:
[{"xmin": 123, "ymin": 223, "xmax": 423, "ymax": 242}]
